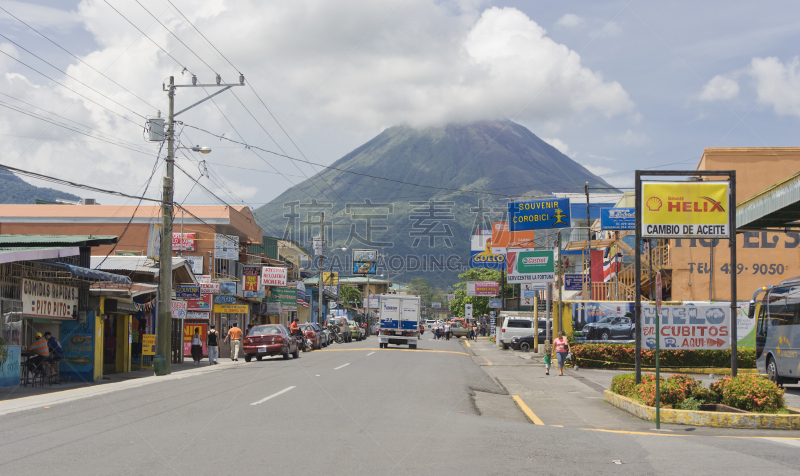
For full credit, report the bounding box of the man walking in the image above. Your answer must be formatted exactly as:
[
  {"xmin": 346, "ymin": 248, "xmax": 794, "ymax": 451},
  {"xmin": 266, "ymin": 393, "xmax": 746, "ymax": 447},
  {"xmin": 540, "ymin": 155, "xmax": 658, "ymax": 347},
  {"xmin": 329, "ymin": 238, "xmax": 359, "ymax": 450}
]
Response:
[
  {"xmin": 444, "ymin": 321, "xmax": 451, "ymax": 341},
  {"xmin": 207, "ymin": 325, "xmax": 219, "ymax": 365},
  {"xmin": 226, "ymin": 322, "xmax": 242, "ymax": 361}
]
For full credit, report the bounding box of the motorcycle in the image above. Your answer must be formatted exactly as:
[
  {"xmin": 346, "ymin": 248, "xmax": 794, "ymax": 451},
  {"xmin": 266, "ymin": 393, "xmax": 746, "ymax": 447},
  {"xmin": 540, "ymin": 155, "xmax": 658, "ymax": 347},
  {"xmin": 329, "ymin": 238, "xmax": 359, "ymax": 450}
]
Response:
[{"xmin": 293, "ymin": 330, "xmax": 313, "ymax": 352}]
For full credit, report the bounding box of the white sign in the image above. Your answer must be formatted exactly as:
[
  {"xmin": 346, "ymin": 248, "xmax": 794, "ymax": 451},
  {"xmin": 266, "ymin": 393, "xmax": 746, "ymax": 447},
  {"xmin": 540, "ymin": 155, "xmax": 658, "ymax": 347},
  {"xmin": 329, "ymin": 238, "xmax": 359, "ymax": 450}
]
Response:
[
  {"xmin": 186, "ymin": 311, "xmax": 209, "ymax": 320},
  {"xmin": 147, "ymin": 223, "xmax": 162, "ymax": 260},
  {"xmin": 171, "ymin": 301, "xmax": 187, "ymax": 319},
  {"xmin": 200, "ymin": 282, "xmax": 220, "ymax": 294},
  {"xmin": 313, "ymin": 238, "xmax": 323, "ymax": 256},
  {"xmin": 266, "ymin": 302, "xmax": 281, "ymax": 314},
  {"xmin": 431, "ymin": 302, "xmax": 442, "ymax": 309},
  {"xmin": 353, "ymin": 249, "xmax": 377, "ymax": 262},
  {"xmin": 363, "ymin": 295, "xmax": 380, "ymax": 309},
  {"xmin": 21, "ymin": 279, "xmax": 78, "ymax": 319},
  {"xmin": 214, "ymin": 233, "xmax": 239, "ymax": 260},
  {"xmin": 465, "ymin": 303, "xmax": 473, "ymax": 319},
  {"xmin": 183, "ymin": 255, "xmax": 204, "ymax": 275},
  {"xmin": 641, "ymin": 304, "xmax": 730, "ymax": 350},
  {"xmin": 261, "ymin": 267, "xmax": 287, "ymax": 287}
]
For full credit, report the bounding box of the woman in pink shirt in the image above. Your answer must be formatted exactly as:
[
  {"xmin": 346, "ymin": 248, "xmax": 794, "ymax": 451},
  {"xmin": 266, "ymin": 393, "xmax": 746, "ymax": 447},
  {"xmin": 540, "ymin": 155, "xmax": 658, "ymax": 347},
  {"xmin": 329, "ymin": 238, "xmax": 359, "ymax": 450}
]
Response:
[{"xmin": 553, "ymin": 331, "xmax": 571, "ymax": 376}]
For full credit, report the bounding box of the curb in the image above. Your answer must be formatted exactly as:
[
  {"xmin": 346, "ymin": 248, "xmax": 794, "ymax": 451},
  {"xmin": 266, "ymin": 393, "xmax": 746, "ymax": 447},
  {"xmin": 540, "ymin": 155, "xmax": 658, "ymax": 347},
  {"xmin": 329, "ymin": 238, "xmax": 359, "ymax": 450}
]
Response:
[
  {"xmin": 603, "ymin": 390, "xmax": 800, "ymax": 430},
  {"xmin": 578, "ymin": 367, "xmax": 759, "ymax": 376}
]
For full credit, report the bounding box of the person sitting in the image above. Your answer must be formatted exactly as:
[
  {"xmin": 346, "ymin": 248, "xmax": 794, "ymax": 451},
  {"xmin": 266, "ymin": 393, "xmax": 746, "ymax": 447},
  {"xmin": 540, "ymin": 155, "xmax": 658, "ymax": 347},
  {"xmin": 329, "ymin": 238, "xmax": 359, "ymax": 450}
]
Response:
[
  {"xmin": 27, "ymin": 332, "xmax": 50, "ymax": 375},
  {"xmin": 43, "ymin": 331, "xmax": 64, "ymax": 381}
]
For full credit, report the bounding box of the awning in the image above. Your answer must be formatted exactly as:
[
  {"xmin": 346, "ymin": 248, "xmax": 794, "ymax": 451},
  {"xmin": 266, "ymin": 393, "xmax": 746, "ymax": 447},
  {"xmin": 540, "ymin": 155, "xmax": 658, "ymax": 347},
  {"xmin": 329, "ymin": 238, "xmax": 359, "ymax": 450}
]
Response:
[
  {"xmin": 41, "ymin": 261, "xmax": 132, "ymax": 285},
  {"xmin": 737, "ymin": 170, "xmax": 800, "ymax": 231},
  {"xmin": 0, "ymin": 246, "xmax": 79, "ymax": 264}
]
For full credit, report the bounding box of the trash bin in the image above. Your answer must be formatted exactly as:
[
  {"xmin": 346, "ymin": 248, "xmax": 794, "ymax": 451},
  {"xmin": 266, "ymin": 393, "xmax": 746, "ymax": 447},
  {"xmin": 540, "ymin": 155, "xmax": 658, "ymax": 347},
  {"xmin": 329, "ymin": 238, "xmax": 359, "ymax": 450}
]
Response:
[{"xmin": 153, "ymin": 355, "xmax": 167, "ymax": 376}]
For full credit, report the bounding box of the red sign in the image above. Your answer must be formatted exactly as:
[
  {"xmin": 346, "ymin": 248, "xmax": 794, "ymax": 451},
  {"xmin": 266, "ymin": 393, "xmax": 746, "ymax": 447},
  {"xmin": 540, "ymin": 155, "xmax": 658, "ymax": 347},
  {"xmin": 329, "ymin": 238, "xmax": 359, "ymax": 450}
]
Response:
[
  {"xmin": 172, "ymin": 232, "xmax": 196, "ymax": 251},
  {"xmin": 186, "ymin": 294, "xmax": 212, "ymax": 312},
  {"xmin": 243, "ymin": 266, "xmax": 260, "ymax": 292}
]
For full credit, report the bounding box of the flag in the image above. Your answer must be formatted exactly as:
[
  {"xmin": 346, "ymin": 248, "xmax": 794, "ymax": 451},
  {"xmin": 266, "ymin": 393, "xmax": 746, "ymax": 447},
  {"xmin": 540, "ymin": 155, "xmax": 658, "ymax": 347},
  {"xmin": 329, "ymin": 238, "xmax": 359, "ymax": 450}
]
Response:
[{"xmin": 603, "ymin": 247, "xmax": 621, "ymax": 282}]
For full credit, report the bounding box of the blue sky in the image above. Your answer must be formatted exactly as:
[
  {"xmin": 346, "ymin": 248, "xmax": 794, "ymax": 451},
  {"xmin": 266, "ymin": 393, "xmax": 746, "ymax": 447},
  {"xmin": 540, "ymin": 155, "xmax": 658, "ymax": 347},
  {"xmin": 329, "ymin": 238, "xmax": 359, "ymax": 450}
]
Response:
[{"xmin": 1, "ymin": 0, "xmax": 799, "ymax": 205}]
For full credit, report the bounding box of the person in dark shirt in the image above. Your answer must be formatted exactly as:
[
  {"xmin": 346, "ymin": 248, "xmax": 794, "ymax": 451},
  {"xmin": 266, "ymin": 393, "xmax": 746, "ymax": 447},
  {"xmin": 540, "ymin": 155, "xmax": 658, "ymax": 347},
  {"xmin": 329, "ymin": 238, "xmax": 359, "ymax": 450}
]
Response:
[{"xmin": 43, "ymin": 331, "xmax": 64, "ymax": 380}]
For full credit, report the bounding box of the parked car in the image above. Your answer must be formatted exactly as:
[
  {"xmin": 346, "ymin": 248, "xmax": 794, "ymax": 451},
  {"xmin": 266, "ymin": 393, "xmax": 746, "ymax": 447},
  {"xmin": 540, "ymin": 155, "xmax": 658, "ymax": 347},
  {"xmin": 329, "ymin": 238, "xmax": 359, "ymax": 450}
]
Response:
[
  {"xmin": 582, "ymin": 315, "xmax": 634, "ymax": 341},
  {"xmin": 498, "ymin": 316, "xmax": 535, "ymax": 350},
  {"xmin": 326, "ymin": 317, "xmax": 351, "ymax": 342},
  {"xmin": 300, "ymin": 323, "xmax": 323, "ymax": 349},
  {"xmin": 243, "ymin": 325, "xmax": 299, "ymax": 361},
  {"xmin": 347, "ymin": 319, "xmax": 362, "ymax": 341},
  {"xmin": 509, "ymin": 333, "xmax": 546, "ymax": 352},
  {"xmin": 311, "ymin": 323, "xmax": 331, "ymax": 346},
  {"xmin": 425, "ymin": 319, "xmax": 436, "ymax": 327}
]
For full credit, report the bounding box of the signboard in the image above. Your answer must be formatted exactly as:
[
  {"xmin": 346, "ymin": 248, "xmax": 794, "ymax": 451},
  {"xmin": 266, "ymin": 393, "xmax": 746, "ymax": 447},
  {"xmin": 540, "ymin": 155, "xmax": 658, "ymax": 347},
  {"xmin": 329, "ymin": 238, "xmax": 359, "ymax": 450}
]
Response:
[
  {"xmin": 296, "ymin": 281, "xmax": 307, "ymax": 305},
  {"xmin": 642, "ymin": 181, "xmax": 729, "ymax": 238},
  {"xmin": 488, "ymin": 299, "xmax": 501, "ymax": 309},
  {"xmin": 142, "ymin": 334, "xmax": 156, "ymax": 355},
  {"xmin": 268, "ymin": 287, "xmax": 297, "ymax": 312},
  {"xmin": 186, "ymin": 294, "xmax": 211, "ymax": 312},
  {"xmin": 313, "ymin": 237, "xmax": 323, "ymax": 256},
  {"xmin": 600, "ymin": 208, "xmax": 635, "ymax": 231},
  {"xmin": 213, "ymin": 303, "xmax": 248, "ymax": 313},
  {"xmin": 506, "ymin": 249, "xmax": 556, "ymax": 283},
  {"xmin": 147, "ymin": 223, "xmax": 161, "ymax": 260},
  {"xmin": 172, "ymin": 232, "xmax": 196, "ymax": 251},
  {"xmin": 266, "ymin": 302, "xmax": 281, "ymax": 314},
  {"xmin": 572, "ymin": 302, "xmax": 635, "ymax": 342},
  {"xmin": 186, "ymin": 311, "xmax": 209, "ymax": 320},
  {"xmin": 214, "ymin": 233, "xmax": 239, "ymax": 260},
  {"xmin": 0, "ymin": 345, "xmax": 21, "ymax": 388},
  {"xmin": 508, "ymin": 198, "xmax": 571, "ymax": 232},
  {"xmin": 218, "ymin": 282, "xmax": 237, "ymax": 295},
  {"xmin": 200, "ymin": 282, "xmax": 220, "ymax": 294},
  {"xmin": 242, "ymin": 265, "xmax": 264, "ymax": 298},
  {"xmin": 353, "ymin": 249, "xmax": 377, "ymax": 262},
  {"xmin": 490, "ymin": 222, "xmax": 537, "ymax": 254},
  {"xmin": 470, "ymin": 232, "xmax": 505, "ymax": 269},
  {"xmin": 175, "ymin": 285, "xmax": 201, "ymax": 299},
  {"xmin": 324, "ymin": 285, "xmax": 339, "ymax": 297},
  {"xmin": 21, "ymin": 279, "xmax": 78, "ymax": 319},
  {"xmin": 521, "ymin": 283, "xmax": 546, "ymax": 306},
  {"xmin": 466, "ymin": 281, "xmax": 499, "ymax": 296},
  {"xmin": 642, "ymin": 304, "xmax": 730, "ymax": 350},
  {"xmin": 353, "ymin": 262, "xmax": 377, "ymax": 275},
  {"xmin": 465, "ymin": 303, "xmax": 473, "ymax": 319},
  {"xmin": 363, "ymin": 295, "xmax": 379, "ymax": 309},
  {"xmin": 261, "ymin": 267, "xmax": 287, "ymax": 287},
  {"xmin": 323, "ymin": 272, "xmax": 339, "ymax": 286},
  {"xmin": 171, "ymin": 301, "xmax": 187, "ymax": 319},
  {"xmin": 431, "ymin": 302, "xmax": 442, "ymax": 309},
  {"xmin": 564, "ymin": 274, "xmax": 588, "ymax": 291},
  {"xmin": 447, "ymin": 294, "xmax": 455, "ymax": 302},
  {"xmin": 214, "ymin": 295, "xmax": 237, "ymax": 304},
  {"xmin": 183, "ymin": 255, "xmax": 204, "ymax": 275}
]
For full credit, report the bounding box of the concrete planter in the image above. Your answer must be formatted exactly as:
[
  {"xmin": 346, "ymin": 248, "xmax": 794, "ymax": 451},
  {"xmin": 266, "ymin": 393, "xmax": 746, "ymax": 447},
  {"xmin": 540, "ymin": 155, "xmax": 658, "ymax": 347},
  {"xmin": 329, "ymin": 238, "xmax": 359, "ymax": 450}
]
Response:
[{"xmin": 604, "ymin": 390, "xmax": 800, "ymax": 430}]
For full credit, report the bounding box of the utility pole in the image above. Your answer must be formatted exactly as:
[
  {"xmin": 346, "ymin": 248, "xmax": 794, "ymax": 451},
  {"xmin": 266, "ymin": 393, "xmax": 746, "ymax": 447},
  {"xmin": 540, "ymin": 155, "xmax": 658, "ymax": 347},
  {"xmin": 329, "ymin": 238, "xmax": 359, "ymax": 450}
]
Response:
[
  {"xmin": 155, "ymin": 74, "xmax": 243, "ymax": 375},
  {"xmin": 557, "ymin": 230, "xmax": 563, "ymax": 336},
  {"xmin": 585, "ymin": 182, "xmax": 592, "ymax": 301},
  {"xmin": 318, "ymin": 212, "xmax": 325, "ymax": 324}
]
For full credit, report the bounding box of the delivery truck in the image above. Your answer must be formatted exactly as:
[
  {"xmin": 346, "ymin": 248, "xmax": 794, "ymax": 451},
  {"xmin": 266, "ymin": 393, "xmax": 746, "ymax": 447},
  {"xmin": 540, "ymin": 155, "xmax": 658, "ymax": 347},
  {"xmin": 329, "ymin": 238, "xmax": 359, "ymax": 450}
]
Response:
[{"xmin": 378, "ymin": 294, "xmax": 420, "ymax": 349}]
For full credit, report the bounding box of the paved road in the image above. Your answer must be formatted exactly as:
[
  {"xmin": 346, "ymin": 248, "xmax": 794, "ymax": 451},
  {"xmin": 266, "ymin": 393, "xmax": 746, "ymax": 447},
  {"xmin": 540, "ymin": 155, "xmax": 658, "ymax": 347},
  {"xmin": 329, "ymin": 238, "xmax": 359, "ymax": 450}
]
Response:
[{"xmin": 3, "ymin": 336, "xmax": 800, "ymax": 475}]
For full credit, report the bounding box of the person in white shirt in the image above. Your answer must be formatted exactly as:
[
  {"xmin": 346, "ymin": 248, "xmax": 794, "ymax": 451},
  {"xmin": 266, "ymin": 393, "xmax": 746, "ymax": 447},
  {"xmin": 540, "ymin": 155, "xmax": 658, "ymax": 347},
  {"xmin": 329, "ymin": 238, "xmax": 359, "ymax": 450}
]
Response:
[{"xmin": 444, "ymin": 321, "xmax": 451, "ymax": 341}]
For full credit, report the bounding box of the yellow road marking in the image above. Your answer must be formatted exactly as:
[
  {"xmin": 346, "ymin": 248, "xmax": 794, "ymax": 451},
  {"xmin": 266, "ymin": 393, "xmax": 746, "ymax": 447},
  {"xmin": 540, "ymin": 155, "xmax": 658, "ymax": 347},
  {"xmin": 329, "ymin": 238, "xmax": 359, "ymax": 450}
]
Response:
[
  {"xmin": 483, "ymin": 356, "xmax": 492, "ymax": 366},
  {"xmin": 550, "ymin": 425, "xmax": 563, "ymax": 427},
  {"xmin": 576, "ymin": 427, "xmax": 800, "ymax": 440},
  {"xmin": 317, "ymin": 348, "xmax": 469, "ymax": 356},
  {"xmin": 580, "ymin": 428, "xmax": 682, "ymax": 437},
  {"xmin": 512, "ymin": 395, "xmax": 544, "ymax": 425},
  {"xmin": 465, "ymin": 341, "xmax": 471, "ymax": 348}
]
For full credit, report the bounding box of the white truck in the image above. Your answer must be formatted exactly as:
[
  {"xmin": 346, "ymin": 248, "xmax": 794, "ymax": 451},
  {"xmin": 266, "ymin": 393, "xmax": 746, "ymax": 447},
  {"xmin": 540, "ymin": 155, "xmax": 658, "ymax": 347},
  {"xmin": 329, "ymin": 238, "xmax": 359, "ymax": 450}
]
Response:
[{"xmin": 378, "ymin": 294, "xmax": 420, "ymax": 349}]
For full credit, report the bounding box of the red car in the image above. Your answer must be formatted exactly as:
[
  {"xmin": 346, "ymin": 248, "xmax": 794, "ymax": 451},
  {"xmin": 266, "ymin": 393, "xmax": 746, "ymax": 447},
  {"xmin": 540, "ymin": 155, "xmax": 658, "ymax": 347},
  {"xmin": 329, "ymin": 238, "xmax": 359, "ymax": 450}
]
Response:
[
  {"xmin": 243, "ymin": 325, "xmax": 299, "ymax": 361},
  {"xmin": 300, "ymin": 323, "xmax": 323, "ymax": 349}
]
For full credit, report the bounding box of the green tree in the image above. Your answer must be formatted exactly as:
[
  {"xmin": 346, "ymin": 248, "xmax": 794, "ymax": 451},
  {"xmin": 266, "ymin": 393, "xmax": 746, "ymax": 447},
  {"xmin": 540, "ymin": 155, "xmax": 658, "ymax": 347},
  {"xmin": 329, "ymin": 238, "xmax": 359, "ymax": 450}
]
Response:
[
  {"xmin": 448, "ymin": 268, "xmax": 514, "ymax": 318},
  {"xmin": 339, "ymin": 285, "xmax": 362, "ymax": 308}
]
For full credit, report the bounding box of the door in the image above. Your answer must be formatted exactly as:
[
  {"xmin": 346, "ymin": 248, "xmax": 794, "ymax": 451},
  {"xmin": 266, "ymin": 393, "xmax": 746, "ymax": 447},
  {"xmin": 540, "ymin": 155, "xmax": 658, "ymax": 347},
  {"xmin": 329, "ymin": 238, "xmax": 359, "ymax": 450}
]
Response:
[{"xmin": 400, "ymin": 299, "xmax": 419, "ymax": 331}]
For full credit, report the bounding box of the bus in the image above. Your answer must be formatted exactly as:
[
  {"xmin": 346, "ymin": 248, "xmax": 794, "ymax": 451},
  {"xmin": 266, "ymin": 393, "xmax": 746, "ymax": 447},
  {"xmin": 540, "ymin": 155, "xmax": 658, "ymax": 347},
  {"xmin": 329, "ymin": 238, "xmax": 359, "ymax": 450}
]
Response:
[{"xmin": 748, "ymin": 278, "xmax": 800, "ymax": 386}]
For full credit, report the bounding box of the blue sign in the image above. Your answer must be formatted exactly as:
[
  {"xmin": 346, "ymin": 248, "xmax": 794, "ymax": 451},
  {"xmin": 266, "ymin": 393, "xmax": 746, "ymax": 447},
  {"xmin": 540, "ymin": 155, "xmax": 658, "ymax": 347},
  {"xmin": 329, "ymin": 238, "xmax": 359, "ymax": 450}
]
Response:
[
  {"xmin": 353, "ymin": 262, "xmax": 377, "ymax": 275},
  {"xmin": 470, "ymin": 251, "xmax": 505, "ymax": 269},
  {"xmin": 60, "ymin": 314, "xmax": 95, "ymax": 383},
  {"xmin": 214, "ymin": 295, "xmax": 237, "ymax": 304},
  {"xmin": 0, "ymin": 345, "xmax": 20, "ymax": 388},
  {"xmin": 564, "ymin": 274, "xmax": 589, "ymax": 291},
  {"xmin": 508, "ymin": 198, "xmax": 571, "ymax": 232},
  {"xmin": 600, "ymin": 207, "xmax": 635, "ymax": 230},
  {"xmin": 489, "ymin": 299, "xmax": 502, "ymax": 309},
  {"xmin": 218, "ymin": 282, "xmax": 237, "ymax": 295},
  {"xmin": 175, "ymin": 285, "xmax": 201, "ymax": 299}
]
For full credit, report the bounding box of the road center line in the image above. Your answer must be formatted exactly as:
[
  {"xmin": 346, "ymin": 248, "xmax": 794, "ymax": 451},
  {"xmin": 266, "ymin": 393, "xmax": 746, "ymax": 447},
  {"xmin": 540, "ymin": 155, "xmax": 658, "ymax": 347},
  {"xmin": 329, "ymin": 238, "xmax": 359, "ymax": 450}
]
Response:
[
  {"xmin": 251, "ymin": 386, "xmax": 295, "ymax": 406},
  {"xmin": 334, "ymin": 363, "xmax": 350, "ymax": 370},
  {"xmin": 367, "ymin": 352, "xmax": 375, "ymax": 356}
]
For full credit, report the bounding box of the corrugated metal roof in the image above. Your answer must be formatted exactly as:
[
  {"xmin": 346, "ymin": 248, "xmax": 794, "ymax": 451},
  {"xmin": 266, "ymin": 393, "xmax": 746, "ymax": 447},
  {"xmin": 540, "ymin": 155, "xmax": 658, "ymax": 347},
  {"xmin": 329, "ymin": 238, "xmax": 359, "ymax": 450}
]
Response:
[
  {"xmin": 90, "ymin": 255, "xmax": 190, "ymax": 274},
  {"xmin": 736, "ymin": 170, "xmax": 800, "ymax": 230},
  {"xmin": 0, "ymin": 234, "xmax": 118, "ymax": 246},
  {"xmin": 0, "ymin": 246, "xmax": 79, "ymax": 264}
]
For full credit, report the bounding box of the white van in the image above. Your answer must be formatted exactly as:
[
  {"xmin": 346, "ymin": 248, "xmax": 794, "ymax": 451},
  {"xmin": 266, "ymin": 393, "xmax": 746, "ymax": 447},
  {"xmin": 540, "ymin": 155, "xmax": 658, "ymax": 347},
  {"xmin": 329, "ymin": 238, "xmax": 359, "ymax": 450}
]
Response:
[{"xmin": 498, "ymin": 316, "xmax": 535, "ymax": 350}]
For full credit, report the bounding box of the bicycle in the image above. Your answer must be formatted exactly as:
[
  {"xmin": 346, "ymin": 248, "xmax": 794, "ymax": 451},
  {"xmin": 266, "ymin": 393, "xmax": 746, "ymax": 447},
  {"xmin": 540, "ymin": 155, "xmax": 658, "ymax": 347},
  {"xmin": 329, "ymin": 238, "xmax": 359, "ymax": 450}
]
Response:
[{"xmin": 329, "ymin": 325, "xmax": 345, "ymax": 344}]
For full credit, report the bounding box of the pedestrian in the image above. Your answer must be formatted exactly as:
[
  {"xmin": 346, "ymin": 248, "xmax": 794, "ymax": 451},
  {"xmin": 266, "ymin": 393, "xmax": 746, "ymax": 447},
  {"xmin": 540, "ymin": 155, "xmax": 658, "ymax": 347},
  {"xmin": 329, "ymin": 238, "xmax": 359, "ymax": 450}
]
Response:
[
  {"xmin": 420, "ymin": 324, "xmax": 425, "ymax": 336},
  {"xmin": 226, "ymin": 322, "xmax": 243, "ymax": 361},
  {"xmin": 554, "ymin": 331, "xmax": 571, "ymax": 376},
  {"xmin": 207, "ymin": 325, "xmax": 219, "ymax": 365},
  {"xmin": 444, "ymin": 321, "xmax": 451, "ymax": 341},
  {"xmin": 190, "ymin": 327, "xmax": 203, "ymax": 366},
  {"xmin": 544, "ymin": 341, "xmax": 552, "ymax": 376}
]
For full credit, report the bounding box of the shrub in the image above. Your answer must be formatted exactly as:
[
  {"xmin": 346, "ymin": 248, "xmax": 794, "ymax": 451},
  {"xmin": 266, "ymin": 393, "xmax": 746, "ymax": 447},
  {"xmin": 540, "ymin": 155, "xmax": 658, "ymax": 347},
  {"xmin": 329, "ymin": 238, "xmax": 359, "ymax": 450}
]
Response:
[
  {"xmin": 632, "ymin": 374, "xmax": 703, "ymax": 409},
  {"xmin": 677, "ymin": 397, "xmax": 702, "ymax": 411},
  {"xmin": 571, "ymin": 344, "xmax": 756, "ymax": 370},
  {"xmin": 710, "ymin": 375, "xmax": 785, "ymax": 413},
  {"xmin": 610, "ymin": 373, "xmax": 637, "ymax": 397}
]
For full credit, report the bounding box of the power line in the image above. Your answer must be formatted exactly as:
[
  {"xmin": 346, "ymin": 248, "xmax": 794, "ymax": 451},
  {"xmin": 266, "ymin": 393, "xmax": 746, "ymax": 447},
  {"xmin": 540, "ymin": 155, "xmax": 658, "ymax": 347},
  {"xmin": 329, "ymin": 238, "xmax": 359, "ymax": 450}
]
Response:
[{"xmin": 0, "ymin": 5, "xmax": 158, "ymax": 111}]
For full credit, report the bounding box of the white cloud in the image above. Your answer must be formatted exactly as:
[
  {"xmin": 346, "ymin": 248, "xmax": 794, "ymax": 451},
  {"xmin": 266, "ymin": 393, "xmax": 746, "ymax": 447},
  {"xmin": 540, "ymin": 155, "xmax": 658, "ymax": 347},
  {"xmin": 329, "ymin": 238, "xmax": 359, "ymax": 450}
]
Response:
[
  {"xmin": 607, "ymin": 129, "xmax": 649, "ymax": 147},
  {"xmin": 698, "ymin": 74, "xmax": 740, "ymax": 101},
  {"xmin": 542, "ymin": 137, "xmax": 569, "ymax": 154},
  {"xmin": 584, "ymin": 164, "xmax": 630, "ymax": 189},
  {"xmin": 0, "ymin": 0, "xmax": 635, "ymax": 205},
  {"xmin": 0, "ymin": 1, "xmax": 82, "ymax": 31},
  {"xmin": 748, "ymin": 56, "xmax": 800, "ymax": 117},
  {"xmin": 555, "ymin": 13, "xmax": 584, "ymax": 28}
]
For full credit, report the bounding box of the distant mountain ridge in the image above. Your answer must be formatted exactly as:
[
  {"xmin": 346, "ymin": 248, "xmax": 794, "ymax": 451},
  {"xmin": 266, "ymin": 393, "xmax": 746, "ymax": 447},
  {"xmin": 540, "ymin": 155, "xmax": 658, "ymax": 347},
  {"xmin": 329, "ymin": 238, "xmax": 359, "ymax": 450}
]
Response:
[
  {"xmin": 255, "ymin": 120, "xmax": 615, "ymax": 286},
  {"xmin": 0, "ymin": 169, "xmax": 80, "ymax": 204}
]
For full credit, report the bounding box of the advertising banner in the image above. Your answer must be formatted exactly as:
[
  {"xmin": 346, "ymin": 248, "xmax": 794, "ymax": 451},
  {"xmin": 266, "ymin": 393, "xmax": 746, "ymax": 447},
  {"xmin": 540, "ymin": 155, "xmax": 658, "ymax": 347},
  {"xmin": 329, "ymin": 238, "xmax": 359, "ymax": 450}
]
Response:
[
  {"xmin": 466, "ymin": 281, "xmax": 499, "ymax": 296},
  {"xmin": 0, "ymin": 345, "xmax": 20, "ymax": 388},
  {"xmin": 324, "ymin": 285, "xmax": 339, "ymax": 297},
  {"xmin": 171, "ymin": 301, "xmax": 187, "ymax": 319},
  {"xmin": 214, "ymin": 233, "xmax": 239, "ymax": 260},
  {"xmin": 147, "ymin": 223, "xmax": 161, "ymax": 260},
  {"xmin": 641, "ymin": 303, "xmax": 731, "ymax": 350},
  {"xmin": 447, "ymin": 294, "xmax": 455, "ymax": 302},
  {"xmin": 296, "ymin": 281, "xmax": 306, "ymax": 304},
  {"xmin": 490, "ymin": 222, "xmax": 536, "ymax": 254},
  {"xmin": 508, "ymin": 198, "xmax": 571, "ymax": 232},
  {"xmin": 600, "ymin": 208, "xmax": 635, "ymax": 231},
  {"xmin": 353, "ymin": 262, "xmax": 377, "ymax": 274},
  {"xmin": 172, "ymin": 232, "xmax": 196, "ymax": 251},
  {"xmin": 564, "ymin": 274, "xmax": 589, "ymax": 291},
  {"xmin": 489, "ymin": 299, "xmax": 502, "ymax": 309},
  {"xmin": 431, "ymin": 302, "xmax": 442, "ymax": 309},
  {"xmin": 186, "ymin": 294, "xmax": 211, "ymax": 312},
  {"xmin": 21, "ymin": 279, "xmax": 78, "ymax": 319},
  {"xmin": 323, "ymin": 272, "xmax": 339, "ymax": 286},
  {"xmin": 175, "ymin": 285, "xmax": 201, "ymax": 299},
  {"xmin": 213, "ymin": 303, "xmax": 248, "ymax": 313},
  {"xmin": 520, "ymin": 283, "xmax": 545, "ymax": 306},
  {"xmin": 60, "ymin": 316, "xmax": 95, "ymax": 381},
  {"xmin": 642, "ymin": 181, "xmax": 729, "ymax": 238},
  {"xmin": 183, "ymin": 255, "xmax": 204, "ymax": 275},
  {"xmin": 200, "ymin": 282, "xmax": 220, "ymax": 294},
  {"xmin": 268, "ymin": 287, "xmax": 297, "ymax": 312},
  {"xmin": 186, "ymin": 312, "xmax": 209, "ymax": 320},
  {"xmin": 572, "ymin": 302, "xmax": 635, "ymax": 342},
  {"xmin": 242, "ymin": 266, "xmax": 264, "ymax": 298},
  {"xmin": 353, "ymin": 249, "xmax": 377, "ymax": 262},
  {"xmin": 470, "ymin": 231, "xmax": 505, "ymax": 269},
  {"xmin": 363, "ymin": 295, "xmax": 380, "ymax": 309},
  {"xmin": 506, "ymin": 249, "xmax": 555, "ymax": 283},
  {"xmin": 142, "ymin": 334, "xmax": 155, "ymax": 355},
  {"xmin": 218, "ymin": 282, "xmax": 237, "ymax": 295},
  {"xmin": 261, "ymin": 267, "xmax": 287, "ymax": 287}
]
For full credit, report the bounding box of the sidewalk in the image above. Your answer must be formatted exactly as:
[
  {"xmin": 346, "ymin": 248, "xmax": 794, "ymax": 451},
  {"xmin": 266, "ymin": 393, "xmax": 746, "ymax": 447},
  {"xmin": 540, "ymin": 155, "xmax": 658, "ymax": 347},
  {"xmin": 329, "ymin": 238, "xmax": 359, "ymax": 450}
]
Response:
[
  {"xmin": 460, "ymin": 338, "xmax": 800, "ymax": 436},
  {"xmin": 0, "ymin": 358, "xmax": 244, "ymax": 416}
]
